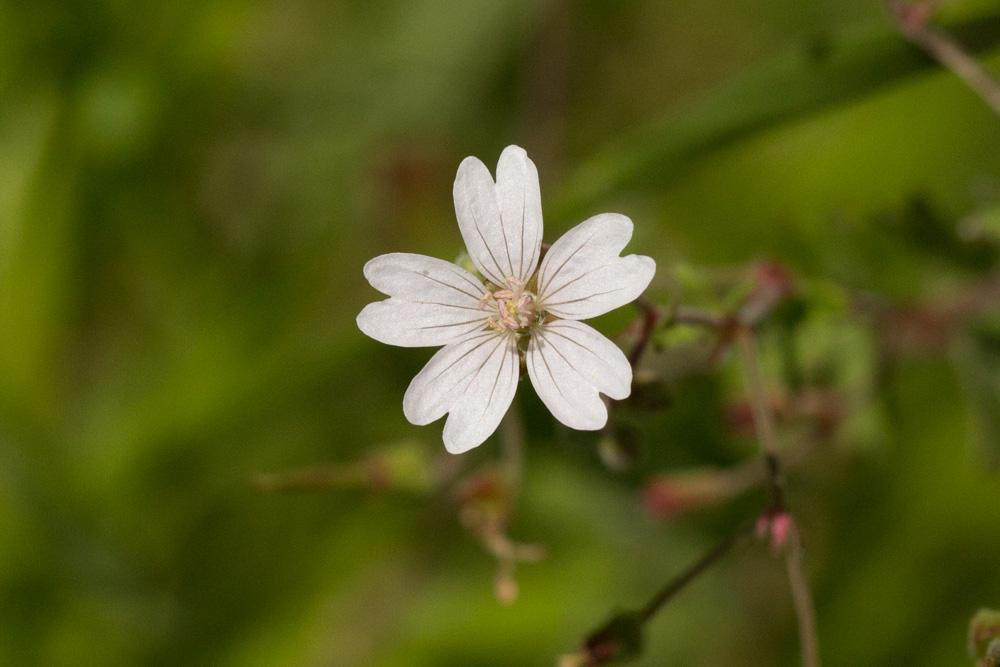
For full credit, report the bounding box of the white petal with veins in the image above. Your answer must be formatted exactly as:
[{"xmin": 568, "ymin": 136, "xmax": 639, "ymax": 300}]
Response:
[
  {"xmin": 495, "ymin": 145, "xmax": 543, "ymax": 284},
  {"xmin": 536, "ymin": 213, "xmax": 655, "ymax": 320},
  {"xmin": 356, "ymin": 253, "xmax": 489, "ymax": 347},
  {"xmin": 526, "ymin": 319, "xmax": 633, "ymax": 430},
  {"xmin": 454, "ymin": 156, "xmax": 510, "ymax": 286},
  {"xmin": 454, "ymin": 145, "xmax": 544, "ymax": 289},
  {"xmin": 403, "ymin": 331, "xmax": 520, "ymax": 453}
]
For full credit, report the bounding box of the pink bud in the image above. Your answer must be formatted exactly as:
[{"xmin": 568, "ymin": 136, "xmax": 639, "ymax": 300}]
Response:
[
  {"xmin": 757, "ymin": 511, "xmax": 794, "ymax": 553},
  {"xmin": 770, "ymin": 512, "xmax": 792, "ymax": 550},
  {"xmin": 643, "ymin": 471, "xmax": 727, "ymax": 520}
]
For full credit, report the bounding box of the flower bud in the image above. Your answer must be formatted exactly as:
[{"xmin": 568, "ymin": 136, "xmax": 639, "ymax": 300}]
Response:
[
  {"xmin": 643, "ymin": 470, "xmax": 730, "ymax": 520},
  {"xmin": 756, "ymin": 511, "xmax": 794, "ymax": 554},
  {"xmin": 562, "ymin": 611, "xmax": 644, "ymax": 666}
]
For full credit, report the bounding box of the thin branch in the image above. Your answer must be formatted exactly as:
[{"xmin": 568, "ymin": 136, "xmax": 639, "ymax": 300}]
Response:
[
  {"xmin": 671, "ymin": 305, "xmax": 727, "ymax": 330},
  {"xmin": 736, "ymin": 327, "xmax": 786, "ymax": 510},
  {"xmin": 628, "ymin": 297, "xmax": 664, "ymax": 368},
  {"xmin": 565, "ymin": 521, "xmax": 753, "ymax": 666},
  {"xmin": 889, "ymin": 0, "xmax": 1000, "ymax": 117},
  {"xmin": 637, "ymin": 523, "xmax": 752, "ymax": 623},
  {"xmin": 785, "ymin": 521, "xmax": 821, "ymax": 667}
]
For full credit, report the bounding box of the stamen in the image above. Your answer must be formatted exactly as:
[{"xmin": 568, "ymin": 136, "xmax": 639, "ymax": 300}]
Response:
[{"xmin": 479, "ymin": 278, "xmax": 541, "ymax": 333}]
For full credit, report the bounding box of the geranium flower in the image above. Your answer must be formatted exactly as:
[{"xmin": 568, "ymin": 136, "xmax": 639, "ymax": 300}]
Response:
[{"xmin": 357, "ymin": 145, "xmax": 655, "ymax": 453}]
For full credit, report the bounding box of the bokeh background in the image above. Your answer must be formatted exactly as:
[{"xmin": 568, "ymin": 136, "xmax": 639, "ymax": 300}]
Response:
[{"xmin": 2, "ymin": 1, "xmax": 1000, "ymax": 665}]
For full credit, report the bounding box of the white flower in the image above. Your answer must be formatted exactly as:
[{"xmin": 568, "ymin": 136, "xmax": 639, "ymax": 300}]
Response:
[{"xmin": 357, "ymin": 145, "xmax": 655, "ymax": 454}]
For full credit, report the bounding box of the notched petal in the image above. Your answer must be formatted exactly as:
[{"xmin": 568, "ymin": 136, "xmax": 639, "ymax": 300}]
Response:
[
  {"xmin": 403, "ymin": 332, "xmax": 520, "ymax": 453},
  {"xmin": 356, "ymin": 253, "xmax": 490, "ymax": 348},
  {"xmin": 495, "ymin": 145, "xmax": 543, "ymax": 284},
  {"xmin": 526, "ymin": 320, "xmax": 633, "ymax": 431},
  {"xmin": 454, "ymin": 146, "xmax": 544, "ymax": 289},
  {"xmin": 537, "ymin": 213, "xmax": 655, "ymax": 321}
]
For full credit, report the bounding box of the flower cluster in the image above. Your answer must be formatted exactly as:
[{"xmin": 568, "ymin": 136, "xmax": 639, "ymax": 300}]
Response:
[{"xmin": 357, "ymin": 146, "xmax": 655, "ymax": 453}]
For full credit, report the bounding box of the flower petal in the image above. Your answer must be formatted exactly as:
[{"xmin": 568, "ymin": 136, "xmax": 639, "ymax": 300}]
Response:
[
  {"xmin": 495, "ymin": 145, "xmax": 543, "ymax": 284},
  {"xmin": 403, "ymin": 331, "xmax": 520, "ymax": 454},
  {"xmin": 454, "ymin": 156, "xmax": 509, "ymax": 286},
  {"xmin": 536, "ymin": 213, "xmax": 655, "ymax": 320},
  {"xmin": 454, "ymin": 146, "xmax": 543, "ymax": 288},
  {"xmin": 357, "ymin": 253, "xmax": 489, "ymax": 347},
  {"xmin": 526, "ymin": 320, "xmax": 632, "ymax": 431}
]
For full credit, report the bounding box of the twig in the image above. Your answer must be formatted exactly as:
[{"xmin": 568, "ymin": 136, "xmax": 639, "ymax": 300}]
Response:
[
  {"xmin": 671, "ymin": 305, "xmax": 727, "ymax": 330},
  {"xmin": 566, "ymin": 521, "xmax": 754, "ymax": 666},
  {"xmin": 628, "ymin": 297, "xmax": 664, "ymax": 368},
  {"xmin": 736, "ymin": 328, "xmax": 785, "ymax": 510},
  {"xmin": 638, "ymin": 523, "xmax": 752, "ymax": 623},
  {"xmin": 785, "ymin": 521, "xmax": 821, "ymax": 667},
  {"xmin": 889, "ymin": 0, "xmax": 1000, "ymax": 117},
  {"xmin": 736, "ymin": 327, "xmax": 820, "ymax": 667}
]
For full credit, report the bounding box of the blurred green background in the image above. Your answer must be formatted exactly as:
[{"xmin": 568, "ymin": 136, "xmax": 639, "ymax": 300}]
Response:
[{"xmin": 2, "ymin": 0, "xmax": 999, "ymax": 665}]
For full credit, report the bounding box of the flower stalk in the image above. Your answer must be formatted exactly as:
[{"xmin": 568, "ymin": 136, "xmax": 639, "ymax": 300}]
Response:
[
  {"xmin": 736, "ymin": 326, "xmax": 820, "ymax": 667},
  {"xmin": 888, "ymin": 0, "xmax": 1000, "ymax": 117}
]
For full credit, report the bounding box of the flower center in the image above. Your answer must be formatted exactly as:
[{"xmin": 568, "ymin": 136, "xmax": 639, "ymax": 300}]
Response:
[{"xmin": 482, "ymin": 279, "xmax": 540, "ymax": 333}]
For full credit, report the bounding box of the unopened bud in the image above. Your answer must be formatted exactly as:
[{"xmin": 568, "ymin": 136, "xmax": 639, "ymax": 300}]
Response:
[
  {"xmin": 571, "ymin": 611, "xmax": 644, "ymax": 666},
  {"xmin": 756, "ymin": 511, "xmax": 794, "ymax": 554}
]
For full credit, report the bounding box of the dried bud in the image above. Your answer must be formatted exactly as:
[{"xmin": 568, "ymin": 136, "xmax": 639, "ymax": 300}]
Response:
[{"xmin": 494, "ymin": 571, "xmax": 519, "ymax": 606}]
